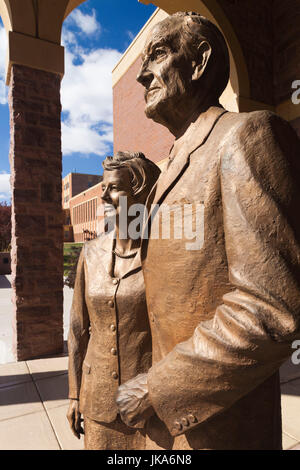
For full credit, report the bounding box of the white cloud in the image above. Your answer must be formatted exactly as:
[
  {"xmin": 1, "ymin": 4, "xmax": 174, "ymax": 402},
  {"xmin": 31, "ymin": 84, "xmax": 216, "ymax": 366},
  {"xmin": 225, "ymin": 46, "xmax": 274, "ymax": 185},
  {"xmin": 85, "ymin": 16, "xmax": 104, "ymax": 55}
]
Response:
[
  {"xmin": 69, "ymin": 8, "xmax": 100, "ymax": 36},
  {"xmin": 62, "ymin": 122, "xmax": 112, "ymax": 156},
  {"xmin": 62, "ymin": 47, "xmax": 121, "ymax": 126},
  {"xmin": 127, "ymin": 30, "xmax": 135, "ymax": 41},
  {"xmin": 0, "ymin": 25, "xmax": 8, "ymax": 105},
  {"xmin": 0, "ymin": 173, "xmax": 11, "ymax": 200},
  {"xmin": 61, "ymin": 14, "xmax": 122, "ymax": 157},
  {"xmin": 62, "ymin": 29, "xmax": 77, "ymax": 47}
]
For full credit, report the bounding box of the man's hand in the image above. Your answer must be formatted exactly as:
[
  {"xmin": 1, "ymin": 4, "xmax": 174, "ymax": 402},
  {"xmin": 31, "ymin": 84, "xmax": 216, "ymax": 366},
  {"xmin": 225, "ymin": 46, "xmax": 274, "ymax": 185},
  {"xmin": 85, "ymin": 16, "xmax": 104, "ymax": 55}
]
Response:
[
  {"xmin": 67, "ymin": 399, "xmax": 84, "ymax": 439},
  {"xmin": 116, "ymin": 373, "xmax": 154, "ymax": 428}
]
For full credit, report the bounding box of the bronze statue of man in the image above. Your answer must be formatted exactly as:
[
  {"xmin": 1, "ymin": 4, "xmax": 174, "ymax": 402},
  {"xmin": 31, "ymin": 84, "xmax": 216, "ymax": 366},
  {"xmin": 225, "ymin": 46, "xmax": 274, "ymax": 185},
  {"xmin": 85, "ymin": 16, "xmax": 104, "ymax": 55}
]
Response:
[{"xmin": 116, "ymin": 12, "xmax": 300, "ymax": 450}]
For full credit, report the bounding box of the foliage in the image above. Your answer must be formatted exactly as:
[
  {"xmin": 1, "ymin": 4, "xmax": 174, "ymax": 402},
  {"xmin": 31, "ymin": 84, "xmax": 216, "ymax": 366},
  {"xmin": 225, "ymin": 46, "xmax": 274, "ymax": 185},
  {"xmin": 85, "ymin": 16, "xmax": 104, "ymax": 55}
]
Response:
[
  {"xmin": 0, "ymin": 202, "xmax": 11, "ymax": 252},
  {"xmin": 64, "ymin": 243, "xmax": 83, "ymax": 289}
]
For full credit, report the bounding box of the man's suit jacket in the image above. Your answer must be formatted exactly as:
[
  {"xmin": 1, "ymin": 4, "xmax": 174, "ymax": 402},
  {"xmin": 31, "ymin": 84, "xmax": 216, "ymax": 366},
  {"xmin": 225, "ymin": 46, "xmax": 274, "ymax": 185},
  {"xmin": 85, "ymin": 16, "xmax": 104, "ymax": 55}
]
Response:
[{"xmin": 141, "ymin": 106, "xmax": 300, "ymax": 449}]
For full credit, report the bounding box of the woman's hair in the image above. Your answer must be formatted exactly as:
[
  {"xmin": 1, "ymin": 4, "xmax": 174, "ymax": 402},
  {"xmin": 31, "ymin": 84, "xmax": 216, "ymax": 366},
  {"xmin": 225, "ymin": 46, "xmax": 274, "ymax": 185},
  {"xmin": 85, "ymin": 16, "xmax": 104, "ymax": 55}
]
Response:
[{"xmin": 102, "ymin": 151, "xmax": 161, "ymax": 201}]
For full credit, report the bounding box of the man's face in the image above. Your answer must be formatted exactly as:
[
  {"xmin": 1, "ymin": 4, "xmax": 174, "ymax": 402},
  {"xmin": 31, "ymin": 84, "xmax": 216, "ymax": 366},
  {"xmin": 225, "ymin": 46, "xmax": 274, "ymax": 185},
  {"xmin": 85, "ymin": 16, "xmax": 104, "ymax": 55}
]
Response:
[{"xmin": 137, "ymin": 22, "xmax": 193, "ymax": 125}]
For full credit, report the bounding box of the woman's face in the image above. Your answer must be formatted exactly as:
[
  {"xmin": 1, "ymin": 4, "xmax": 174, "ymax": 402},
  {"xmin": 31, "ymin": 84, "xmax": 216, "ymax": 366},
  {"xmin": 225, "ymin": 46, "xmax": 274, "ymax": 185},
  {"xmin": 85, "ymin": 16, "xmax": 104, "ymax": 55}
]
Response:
[{"xmin": 101, "ymin": 168, "xmax": 136, "ymax": 219}]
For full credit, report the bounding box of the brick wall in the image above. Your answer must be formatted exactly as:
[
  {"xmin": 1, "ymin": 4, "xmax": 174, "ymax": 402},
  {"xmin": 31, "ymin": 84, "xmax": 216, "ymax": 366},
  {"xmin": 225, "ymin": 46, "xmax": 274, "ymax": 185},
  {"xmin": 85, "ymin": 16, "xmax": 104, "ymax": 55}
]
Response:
[
  {"xmin": 71, "ymin": 173, "xmax": 102, "ymax": 198},
  {"xmin": 0, "ymin": 252, "xmax": 11, "ymax": 275},
  {"xmin": 218, "ymin": 0, "xmax": 274, "ymax": 105},
  {"xmin": 219, "ymin": 0, "xmax": 300, "ymax": 106},
  {"xmin": 113, "ymin": 56, "xmax": 174, "ymax": 164},
  {"xmin": 273, "ymin": 0, "xmax": 300, "ymax": 104}
]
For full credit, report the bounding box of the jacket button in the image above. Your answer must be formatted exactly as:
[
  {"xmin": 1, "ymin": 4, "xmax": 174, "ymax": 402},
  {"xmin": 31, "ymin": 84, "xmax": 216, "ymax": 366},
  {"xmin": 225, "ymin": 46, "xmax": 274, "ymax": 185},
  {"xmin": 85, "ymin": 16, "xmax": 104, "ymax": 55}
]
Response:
[
  {"xmin": 181, "ymin": 417, "xmax": 189, "ymax": 426},
  {"xmin": 112, "ymin": 371, "xmax": 118, "ymax": 379},
  {"xmin": 111, "ymin": 348, "xmax": 117, "ymax": 355},
  {"xmin": 112, "ymin": 278, "xmax": 119, "ymax": 285},
  {"xmin": 174, "ymin": 421, "xmax": 182, "ymax": 431},
  {"xmin": 110, "ymin": 324, "xmax": 116, "ymax": 332},
  {"xmin": 108, "ymin": 300, "xmax": 114, "ymax": 308},
  {"xmin": 188, "ymin": 414, "xmax": 197, "ymax": 423}
]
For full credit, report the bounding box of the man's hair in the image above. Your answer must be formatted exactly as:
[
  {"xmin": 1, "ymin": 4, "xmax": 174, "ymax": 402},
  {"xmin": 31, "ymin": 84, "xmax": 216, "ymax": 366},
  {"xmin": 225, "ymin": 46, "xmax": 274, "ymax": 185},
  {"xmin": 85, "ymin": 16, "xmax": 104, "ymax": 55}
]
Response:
[
  {"xmin": 159, "ymin": 12, "xmax": 230, "ymax": 99},
  {"xmin": 102, "ymin": 151, "xmax": 161, "ymax": 199}
]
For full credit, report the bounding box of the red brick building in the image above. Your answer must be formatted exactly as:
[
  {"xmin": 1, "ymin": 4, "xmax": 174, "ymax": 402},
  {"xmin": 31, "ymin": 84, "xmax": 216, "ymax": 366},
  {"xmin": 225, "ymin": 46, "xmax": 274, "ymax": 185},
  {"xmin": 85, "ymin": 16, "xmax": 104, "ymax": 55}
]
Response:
[
  {"xmin": 68, "ymin": 181, "xmax": 104, "ymax": 243},
  {"xmin": 62, "ymin": 173, "xmax": 104, "ymax": 242},
  {"xmin": 62, "ymin": 172, "xmax": 102, "ymax": 209}
]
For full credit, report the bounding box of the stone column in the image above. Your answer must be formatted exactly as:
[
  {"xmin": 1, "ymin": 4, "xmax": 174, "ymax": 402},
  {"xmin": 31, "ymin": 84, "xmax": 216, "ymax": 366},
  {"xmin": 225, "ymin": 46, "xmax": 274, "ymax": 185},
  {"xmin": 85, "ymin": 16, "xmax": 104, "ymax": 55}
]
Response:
[{"xmin": 9, "ymin": 64, "xmax": 64, "ymax": 360}]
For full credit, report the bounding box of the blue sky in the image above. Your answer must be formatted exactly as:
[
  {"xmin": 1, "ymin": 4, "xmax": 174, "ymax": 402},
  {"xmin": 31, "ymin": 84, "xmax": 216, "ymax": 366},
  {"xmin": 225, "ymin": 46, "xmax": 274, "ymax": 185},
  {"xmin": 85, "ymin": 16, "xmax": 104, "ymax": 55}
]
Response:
[{"xmin": 0, "ymin": 0, "xmax": 156, "ymax": 201}]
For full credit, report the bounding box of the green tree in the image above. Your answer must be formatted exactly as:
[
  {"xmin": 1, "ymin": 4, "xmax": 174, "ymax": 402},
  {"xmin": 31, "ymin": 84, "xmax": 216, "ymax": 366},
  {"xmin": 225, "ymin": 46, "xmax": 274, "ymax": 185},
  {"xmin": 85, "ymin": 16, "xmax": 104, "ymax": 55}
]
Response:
[{"xmin": 0, "ymin": 202, "xmax": 11, "ymax": 252}]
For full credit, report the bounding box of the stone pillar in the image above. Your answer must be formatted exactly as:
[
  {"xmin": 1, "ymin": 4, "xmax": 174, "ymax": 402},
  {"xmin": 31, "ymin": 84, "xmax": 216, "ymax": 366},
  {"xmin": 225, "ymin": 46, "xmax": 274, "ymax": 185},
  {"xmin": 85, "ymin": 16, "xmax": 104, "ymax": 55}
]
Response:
[{"xmin": 9, "ymin": 64, "xmax": 64, "ymax": 360}]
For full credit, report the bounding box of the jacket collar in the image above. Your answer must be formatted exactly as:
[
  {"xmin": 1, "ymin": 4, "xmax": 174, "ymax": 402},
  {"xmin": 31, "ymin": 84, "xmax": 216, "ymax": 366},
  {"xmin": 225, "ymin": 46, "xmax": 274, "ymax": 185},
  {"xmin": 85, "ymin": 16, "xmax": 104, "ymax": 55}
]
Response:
[
  {"xmin": 99, "ymin": 231, "xmax": 142, "ymax": 279},
  {"xmin": 147, "ymin": 106, "xmax": 228, "ymax": 218}
]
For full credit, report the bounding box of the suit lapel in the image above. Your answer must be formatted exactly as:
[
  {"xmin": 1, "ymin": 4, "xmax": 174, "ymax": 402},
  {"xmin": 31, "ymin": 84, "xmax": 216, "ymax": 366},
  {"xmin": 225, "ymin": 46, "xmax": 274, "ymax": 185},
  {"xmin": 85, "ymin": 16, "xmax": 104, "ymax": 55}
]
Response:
[
  {"xmin": 144, "ymin": 106, "xmax": 228, "ymax": 225},
  {"xmin": 98, "ymin": 231, "xmax": 115, "ymax": 277}
]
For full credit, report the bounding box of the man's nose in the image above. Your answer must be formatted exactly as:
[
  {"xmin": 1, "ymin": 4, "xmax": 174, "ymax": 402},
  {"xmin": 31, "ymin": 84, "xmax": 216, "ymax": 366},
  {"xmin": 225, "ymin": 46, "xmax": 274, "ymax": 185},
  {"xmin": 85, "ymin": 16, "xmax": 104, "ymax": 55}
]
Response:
[
  {"xmin": 101, "ymin": 188, "xmax": 109, "ymax": 202},
  {"xmin": 136, "ymin": 62, "xmax": 153, "ymax": 88}
]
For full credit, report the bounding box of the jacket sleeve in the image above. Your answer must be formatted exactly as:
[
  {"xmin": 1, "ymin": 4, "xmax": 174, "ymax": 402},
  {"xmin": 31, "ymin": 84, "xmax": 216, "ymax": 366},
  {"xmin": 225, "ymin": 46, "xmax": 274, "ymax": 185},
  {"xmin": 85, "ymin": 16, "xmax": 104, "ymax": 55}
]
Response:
[
  {"xmin": 68, "ymin": 247, "xmax": 90, "ymax": 400},
  {"xmin": 147, "ymin": 111, "xmax": 300, "ymax": 436}
]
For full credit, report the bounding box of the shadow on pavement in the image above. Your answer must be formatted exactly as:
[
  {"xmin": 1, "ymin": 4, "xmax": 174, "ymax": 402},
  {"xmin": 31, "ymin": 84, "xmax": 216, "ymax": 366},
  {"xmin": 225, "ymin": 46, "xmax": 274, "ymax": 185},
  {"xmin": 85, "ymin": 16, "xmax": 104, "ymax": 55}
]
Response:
[
  {"xmin": 0, "ymin": 276, "xmax": 11, "ymax": 289},
  {"xmin": 0, "ymin": 370, "xmax": 69, "ymax": 405}
]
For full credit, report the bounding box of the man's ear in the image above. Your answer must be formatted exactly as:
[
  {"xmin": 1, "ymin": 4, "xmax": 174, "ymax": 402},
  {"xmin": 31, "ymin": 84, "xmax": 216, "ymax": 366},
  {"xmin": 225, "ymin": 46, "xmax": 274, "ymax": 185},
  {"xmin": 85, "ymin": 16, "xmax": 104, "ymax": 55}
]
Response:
[{"xmin": 191, "ymin": 41, "xmax": 212, "ymax": 81}]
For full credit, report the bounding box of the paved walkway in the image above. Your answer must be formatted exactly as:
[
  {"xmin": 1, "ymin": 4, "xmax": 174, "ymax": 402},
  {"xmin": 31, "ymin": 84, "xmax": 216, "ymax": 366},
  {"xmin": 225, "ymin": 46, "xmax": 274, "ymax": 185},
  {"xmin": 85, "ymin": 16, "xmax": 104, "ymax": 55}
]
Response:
[
  {"xmin": 0, "ymin": 275, "xmax": 300, "ymax": 450},
  {"xmin": 0, "ymin": 355, "xmax": 83, "ymax": 449}
]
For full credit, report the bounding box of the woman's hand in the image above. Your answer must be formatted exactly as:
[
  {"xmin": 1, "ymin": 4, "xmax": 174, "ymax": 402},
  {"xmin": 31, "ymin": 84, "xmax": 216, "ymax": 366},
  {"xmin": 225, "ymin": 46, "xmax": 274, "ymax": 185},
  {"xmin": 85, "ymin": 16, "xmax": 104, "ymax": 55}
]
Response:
[
  {"xmin": 67, "ymin": 399, "xmax": 84, "ymax": 439},
  {"xmin": 116, "ymin": 373, "xmax": 154, "ymax": 428}
]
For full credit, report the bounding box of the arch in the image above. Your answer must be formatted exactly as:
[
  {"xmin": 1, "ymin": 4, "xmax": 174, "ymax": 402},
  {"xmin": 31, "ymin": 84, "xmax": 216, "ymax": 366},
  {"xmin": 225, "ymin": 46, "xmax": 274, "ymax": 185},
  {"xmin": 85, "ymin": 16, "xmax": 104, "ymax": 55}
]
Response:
[
  {"xmin": 201, "ymin": 0, "xmax": 250, "ymax": 101},
  {"xmin": 0, "ymin": 0, "xmax": 88, "ymax": 83},
  {"xmin": 0, "ymin": 0, "xmax": 35, "ymax": 35},
  {"xmin": 64, "ymin": 0, "xmax": 87, "ymax": 20},
  {"xmin": 140, "ymin": 0, "xmax": 251, "ymax": 111},
  {"xmin": 0, "ymin": 0, "xmax": 87, "ymax": 43}
]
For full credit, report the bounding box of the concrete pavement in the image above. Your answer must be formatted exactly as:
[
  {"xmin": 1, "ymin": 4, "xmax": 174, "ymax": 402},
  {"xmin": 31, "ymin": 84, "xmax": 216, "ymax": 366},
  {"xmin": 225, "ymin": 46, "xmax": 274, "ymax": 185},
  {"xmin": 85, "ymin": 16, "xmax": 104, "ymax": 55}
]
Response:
[{"xmin": 0, "ymin": 356, "xmax": 83, "ymax": 449}]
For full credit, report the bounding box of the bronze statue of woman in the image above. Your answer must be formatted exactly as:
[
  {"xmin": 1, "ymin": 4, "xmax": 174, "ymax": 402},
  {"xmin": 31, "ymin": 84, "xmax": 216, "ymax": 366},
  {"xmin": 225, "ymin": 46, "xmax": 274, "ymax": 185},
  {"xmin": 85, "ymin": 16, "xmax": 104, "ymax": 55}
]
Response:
[{"xmin": 67, "ymin": 151, "xmax": 160, "ymax": 450}]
